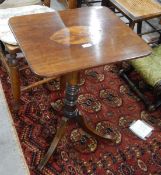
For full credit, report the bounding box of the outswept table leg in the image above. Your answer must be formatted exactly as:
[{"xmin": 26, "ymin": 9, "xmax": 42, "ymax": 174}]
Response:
[
  {"xmin": 38, "ymin": 72, "xmax": 79, "ymax": 171},
  {"xmin": 76, "ymin": 114, "xmax": 117, "ymax": 142},
  {"xmin": 38, "ymin": 117, "xmax": 68, "ymax": 171}
]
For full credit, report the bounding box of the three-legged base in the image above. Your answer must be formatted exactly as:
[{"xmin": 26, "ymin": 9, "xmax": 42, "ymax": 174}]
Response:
[{"xmin": 38, "ymin": 72, "xmax": 118, "ymax": 171}]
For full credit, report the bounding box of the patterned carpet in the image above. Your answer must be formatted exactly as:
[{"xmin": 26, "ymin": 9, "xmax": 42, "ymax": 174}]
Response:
[{"xmin": 0, "ymin": 62, "xmax": 161, "ymax": 175}]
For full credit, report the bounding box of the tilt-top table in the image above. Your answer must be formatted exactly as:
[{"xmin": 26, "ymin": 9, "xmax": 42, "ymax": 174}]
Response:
[{"xmin": 9, "ymin": 7, "xmax": 151, "ymax": 170}]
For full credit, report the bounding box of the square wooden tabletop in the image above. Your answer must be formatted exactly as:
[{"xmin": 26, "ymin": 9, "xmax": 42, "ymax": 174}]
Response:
[{"xmin": 9, "ymin": 7, "xmax": 151, "ymax": 77}]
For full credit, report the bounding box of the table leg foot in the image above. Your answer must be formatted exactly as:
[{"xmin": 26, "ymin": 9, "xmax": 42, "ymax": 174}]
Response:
[
  {"xmin": 76, "ymin": 114, "xmax": 117, "ymax": 142},
  {"xmin": 38, "ymin": 117, "xmax": 68, "ymax": 171}
]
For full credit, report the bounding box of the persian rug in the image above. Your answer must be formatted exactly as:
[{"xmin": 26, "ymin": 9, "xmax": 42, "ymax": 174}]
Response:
[{"xmin": 0, "ymin": 62, "xmax": 161, "ymax": 175}]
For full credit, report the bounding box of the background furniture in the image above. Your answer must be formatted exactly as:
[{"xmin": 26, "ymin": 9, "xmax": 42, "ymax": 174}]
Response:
[
  {"xmin": 9, "ymin": 7, "xmax": 151, "ymax": 170},
  {"xmin": 0, "ymin": 1, "xmax": 54, "ymax": 108},
  {"xmin": 105, "ymin": 0, "xmax": 161, "ymax": 111},
  {"xmin": 120, "ymin": 45, "xmax": 161, "ymax": 111},
  {"xmin": 0, "ymin": 0, "xmax": 43, "ymax": 8},
  {"xmin": 109, "ymin": 0, "xmax": 161, "ymax": 44}
]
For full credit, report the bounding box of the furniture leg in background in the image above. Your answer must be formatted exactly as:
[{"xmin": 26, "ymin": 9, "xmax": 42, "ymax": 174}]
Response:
[
  {"xmin": 107, "ymin": 0, "xmax": 161, "ymax": 110},
  {"xmin": 0, "ymin": 2, "xmax": 60, "ymax": 109},
  {"xmin": 109, "ymin": 0, "xmax": 161, "ymax": 44},
  {"xmin": 8, "ymin": 53, "xmax": 20, "ymax": 108},
  {"xmin": 119, "ymin": 45, "xmax": 161, "ymax": 111}
]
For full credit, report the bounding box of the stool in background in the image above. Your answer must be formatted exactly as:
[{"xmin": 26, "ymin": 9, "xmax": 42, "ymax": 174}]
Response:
[
  {"xmin": 120, "ymin": 45, "xmax": 161, "ymax": 111},
  {"xmin": 0, "ymin": 2, "xmax": 59, "ymax": 109}
]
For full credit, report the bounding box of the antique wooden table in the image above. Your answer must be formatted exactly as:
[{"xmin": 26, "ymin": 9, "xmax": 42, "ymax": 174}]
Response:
[{"xmin": 9, "ymin": 7, "xmax": 151, "ymax": 171}]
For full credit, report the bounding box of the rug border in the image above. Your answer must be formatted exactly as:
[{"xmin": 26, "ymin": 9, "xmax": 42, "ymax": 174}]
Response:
[{"xmin": 0, "ymin": 80, "xmax": 30, "ymax": 175}]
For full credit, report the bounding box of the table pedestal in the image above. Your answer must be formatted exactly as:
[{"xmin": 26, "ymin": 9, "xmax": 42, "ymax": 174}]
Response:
[{"xmin": 38, "ymin": 71, "xmax": 118, "ymax": 171}]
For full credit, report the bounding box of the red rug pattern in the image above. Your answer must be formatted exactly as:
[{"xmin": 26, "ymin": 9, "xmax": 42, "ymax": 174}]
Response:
[{"xmin": 0, "ymin": 63, "xmax": 161, "ymax": 175}]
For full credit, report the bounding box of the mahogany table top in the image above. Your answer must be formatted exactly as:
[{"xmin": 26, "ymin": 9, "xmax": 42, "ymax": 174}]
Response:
[
  {"xmin": 9, "ymin": 7, "xmax": 151, "ymax": 77},
  {"xmin": 110, "ymin": 0, "xmax": 161, "ymax": 21}
]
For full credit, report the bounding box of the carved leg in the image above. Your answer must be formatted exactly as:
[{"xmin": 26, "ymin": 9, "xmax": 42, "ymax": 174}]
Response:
[
  {"xmin": 8, "ymin": 54, "xmax": 21, "ymax": 109},
  {"xmin": 38, "ymin": 117, "xmax": 68, "ymax": 171},
  {"xmin": 65, "ymin": 72, "xmax": 118, "ymax": 142},
  {"xmin": 65, "ymin": 72, "xmax": 118, "ymax": 141},
  {"xmin": 64, "ymin": 72, "xmax": 79, "ymax": 118}
]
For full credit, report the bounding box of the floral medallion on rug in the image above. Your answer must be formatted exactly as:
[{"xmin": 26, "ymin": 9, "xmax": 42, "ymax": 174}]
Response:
[{"xmin": 0, "ymin": 62, "xmax": 161, "ymax": 175}]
